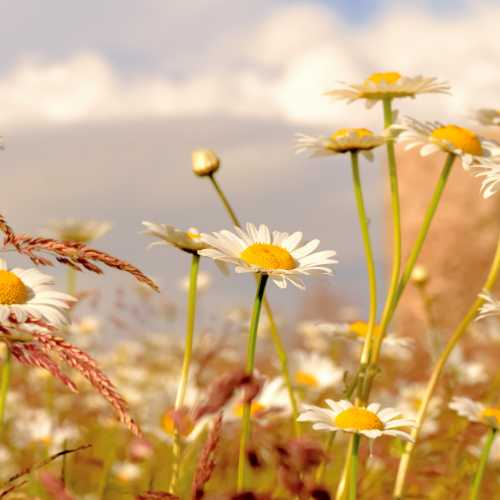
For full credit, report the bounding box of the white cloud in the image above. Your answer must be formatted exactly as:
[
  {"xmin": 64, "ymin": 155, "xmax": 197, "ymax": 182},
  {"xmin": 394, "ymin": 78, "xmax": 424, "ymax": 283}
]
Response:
[{"xmin": 0, "ymin": 2, "xmax": 499, "ymax": 130}]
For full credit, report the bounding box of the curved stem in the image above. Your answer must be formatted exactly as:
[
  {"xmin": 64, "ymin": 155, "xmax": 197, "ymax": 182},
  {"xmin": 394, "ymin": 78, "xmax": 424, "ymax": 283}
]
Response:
[
  {"xmin": 469, "ymin": 428, "xmax": 496, "ymax": 500},
  {"xmin": 393, "ymin": 233, "xmax": 500, "ymax": 499},
  {"xmin": 207, "ymin": 173, "xmax": 300, "ymax": 435},
  {"xmin": 367, "ymin": 98, "xmax": 401, "ymax": 369},
  {"xmin": 390, "ymin": 153, "xmax": 455, "ymax": 317},
  {"xmin": 0, "ymin": 349, "xmax": 11, "ymax": 436},
  {"xmin": 208, "ymin": 174, "xmax": 241, "ymax": 227},
  {"xmin": 349, "ymin": 434, "xmax": 361, "ymax": 500},
  {"xmin": 366, "ymin": 151, "xmax": 455, "ymax": 400},
  {"xmin": 169, "ymin": 253, "xmax": 200, "ymax": 494},
  {"xmin": 350, "ymin": 151, "xmax": 378, "ymax": 402},
  {"xmin": 237, "ymin": 273, "xmax": 268, "ymax": 491}
]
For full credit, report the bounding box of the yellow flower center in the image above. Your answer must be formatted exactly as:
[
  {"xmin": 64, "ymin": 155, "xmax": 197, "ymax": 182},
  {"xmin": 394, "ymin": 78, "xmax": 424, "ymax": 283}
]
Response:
[
  {"xmin": 161, "ymin": 409, "xmax": 194, "ymax": 437},
  {"xmin": 330, "ymin": 128, "xmax": 374, "ymax": 140},
  {"xmin": 0, "ymin": 270, "xmax": 28, "ymax": 305},
  {"xmin": 335, "ymin": 407, "xmax": 384, "ymax": 431},
  {"xmin": 348, "ymin": 321, "xmax": 381, "ymax": 339},
  {"xmin": 233, "ymin": 401, "xmax": 266, "ymax": 418},
  {"xmin": 430, "ymin": 125, "xmax": 482, "ymax": 156},
  {"xmin": 480, "ymin": 407, "xmax": 500, "ymax": 426},
  {"xmin": 240, "ymin": 244, "xmax": 296, "ymax": 271},
  {"xmin": 365, "ymin": 72, "xmax": 401, "ymax": 85},
  {"xmin": 295, "ymin": 371, "xmax": 319, "ymax": 387}
]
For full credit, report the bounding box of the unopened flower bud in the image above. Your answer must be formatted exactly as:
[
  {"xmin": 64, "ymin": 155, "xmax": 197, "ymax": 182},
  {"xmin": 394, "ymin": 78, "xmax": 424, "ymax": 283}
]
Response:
[
  {"xmin": 192, "ymin": 148, "xmax": 220, "ymax": 177},
  {"xmin": 411, "ymin": 265, "xmax": 428, "ymax": 286}
]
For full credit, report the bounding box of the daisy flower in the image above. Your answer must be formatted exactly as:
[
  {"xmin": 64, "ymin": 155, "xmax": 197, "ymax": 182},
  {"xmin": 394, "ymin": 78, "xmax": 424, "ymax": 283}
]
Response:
[
  {"xmin": 199, "ymin": 223, "xmax": 337, "ymax": 289},
  {"xmin": 473, "ymin": 108, "xmax": 500, "ymax": 127},
  {"xmin": 318, "ymin": 320, "xmax": 414, "ymax": 354},
  {"xmin": 392, "ymin": 117, "xmax": 499, "ymax": 167},
  {"xmin": 227, "ymin": 377, "xmax": 291, "ymax": 422},
  {"xmin": 298, "ymin": 399, "xmax": 415, "ymax": 441},
  {"xmin": 291, "ymin": 351, "xmax": 344, "ymax": 391},
  {"xmin": 449, "ymin": 396, "xmax": 500, "ymax": 429},
  {"xmin": 0, "ymin": 260, "xmax": 75, "ymax": 326},
  {"xmin": 45, "ymin": 218, "xmax": 111, "ymax": 243},
  {"xmin": 112, "ymin": 462, "xmax": 142, "ymax": 483},
  {"xmin": 470, "ymin": 160, "xmax": 500, "ymax": 198},
  {"xmin": 142, "ymin": 221, "xmax": 207, "ymax": 254},
  {"xmin": 325, "ymin": 72, "xmax": 449, "ymax": 108},
  {"xmin": 477, "ymin": 291, "xmax": 500, "ymax": 320},
  {"xmin": 295, "ymin": 128, "xmax": 386, "ymax": 161},
  {"xmin": 448, "ymin": 346, "xmax": 489, "ymax": 387}
]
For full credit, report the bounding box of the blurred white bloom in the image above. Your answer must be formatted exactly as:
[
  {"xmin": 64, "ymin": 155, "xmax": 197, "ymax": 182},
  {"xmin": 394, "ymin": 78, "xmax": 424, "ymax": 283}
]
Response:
[
  {"xmin": 226, "ymin": 377, "xmax": 291, "ymax": 422},
  {"xmin": 477, "ymin": 291, "xmax": 500, "ymax": 321},
  {"xmin": 45, "ymin": 218, "xmax": 111, "ymax": 243},
  {"xmin": 395, "ymin": 384, "xmax": 442, "ymax": 437},
  {"xmin": 450, "ymin": 396, "xmax": 500, "ymax": 429},
  {"xmin": 448, "ymin": 346, "xmax": 489, "ymax": 386},
  {"xmin": 69, "ymin": 316, "xmax": 101, "ymax": 335},
  {"xmin": 112, "ymin": 461, "xmax": 142, "ymax": 483},
  {"xmin": 291, "ymin": 351, "xmax": 343, "ymax": 391},
  {"xmin": 179, "ymin": 271, "xmax": 212, "ymax": 293},
  {"xmin": 473, "ymin": 108, "xmax": 500, "ymax": 127},
  {"xmin": 142, "ymin": 222, "xmax": 207, "ymax": 254}
]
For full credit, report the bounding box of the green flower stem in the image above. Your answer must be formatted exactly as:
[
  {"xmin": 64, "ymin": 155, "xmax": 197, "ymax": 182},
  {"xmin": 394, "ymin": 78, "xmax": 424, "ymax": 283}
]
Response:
[
  {"xmin": 349, "ymin": 434, "xmax": 361, "ymax": 500},
  {"xmin": 469, "ymin": 428, "xmax": 497, "ymax": 500},
  {"xmin": 350, "ymin": 151, "xmax": 377, "ymax": 401},
  {"xmin": 237, "ymin": 273, "xmax": 268, "ymax": 491},
  {"xmin": 393, "ymin": 233, "xmax": 500, "ymax": 499},
  {"xmin": 208, "ymin": 174, "xmax": 241, "ymax": 228},
  {"xmin": 169, "ymin": 253, "xmax": 200, "ymax": 494},
  {"xmin": 0, "ymin": 349, "xmax": 11, "ymax": 435},
  {"xmin": 373, "ymin": 98, "xmax": 401, "ymax": 355},
  {"xmin": 174, "ymin": 253, "xmax": 200, "ymax": 409},
  {"xmin": 207, "ymin": 173, "xmax": 300, "ymax": 435}
]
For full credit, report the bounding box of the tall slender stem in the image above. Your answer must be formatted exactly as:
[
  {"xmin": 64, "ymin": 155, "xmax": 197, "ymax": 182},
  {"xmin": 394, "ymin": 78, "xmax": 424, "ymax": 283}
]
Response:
[
  {"xmin": 0, "ymin": 349, "xmax": 11, "ymax": 435},
  {"xmin": 393, "ymin": 234, "xmax": 500, "ymax": 499},
  {"xmin": 382, "ymin": 153, "xmax": 455, "ymax": 332},
  {"xmin": 349, "ymin": 434, "xmax": 361, "ymax": 500},
  {"xmin": 169, "ymin": 253, "xmax": 200, "ymax": 494},
  {"xmin": 350, "ymin": 152, "xmax": 377, "ymax": 401},
  {"xmin": 207, "ymin": 173, "xmax": 300, "ymax": 435},
  {"xmin": 316, "ymin": 431, "xmax": 336, "ymax": 483},
  {"xmin": 469, "ymin": 428, "xmax": 497, "ymax": 500},
  {"xmin": 374, "ymin": 98, "xmax": 401, "ymax": 353},
  {"xmin": 175, "ymin": 253, "xmax": 200, "ymax": 409},
  {"xmin": 237, "ymin": 273, "xmax": 268, "ymax": 491}
]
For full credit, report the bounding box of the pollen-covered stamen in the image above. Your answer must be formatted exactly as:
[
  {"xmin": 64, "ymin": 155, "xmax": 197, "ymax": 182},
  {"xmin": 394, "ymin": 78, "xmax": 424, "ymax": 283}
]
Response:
[
  {"xmin": 334, "ymin": 407, "xmax": 384, "ymax": 430},
  {"xmin": 431, "ymin": 125, "xmax": 483, "ymax": 156},
  {"xmin": 295, "ymin": 371, "xmax": 319, "ymax": 387},
  {"xmin": 240, "ymin": 243, "xmax": 296, "ymax": 271},
  {"xmin": 0, "ymin": 270, "xmax": 29, "ymax": 305},
  {"xmin": 331, "ymin": 128, "xmax": 374, "ymax": 140},
  {"xmin": 365, "ymin": 72, "xmax": 401, "ymax": 85},
  {"xmin": 480, "ymin": 407, "xmax": 500, "ymax": 426}
]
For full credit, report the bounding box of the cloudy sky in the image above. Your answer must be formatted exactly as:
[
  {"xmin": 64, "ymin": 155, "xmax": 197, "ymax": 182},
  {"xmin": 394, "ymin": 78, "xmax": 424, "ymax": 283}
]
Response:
[{"xmin": 2, "ymin": 0, "xmax": 499, "ymax": 326}]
